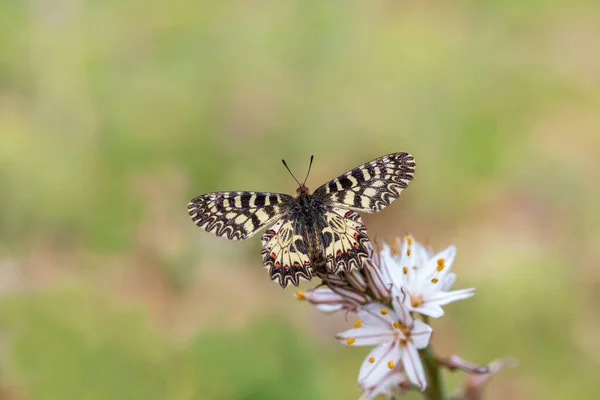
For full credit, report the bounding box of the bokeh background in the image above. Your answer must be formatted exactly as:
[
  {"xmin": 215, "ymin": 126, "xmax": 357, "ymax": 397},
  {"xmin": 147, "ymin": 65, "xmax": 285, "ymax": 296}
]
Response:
[{"xmin": 1, "ymin": 1, "xmax": 599, "ymax": 399}]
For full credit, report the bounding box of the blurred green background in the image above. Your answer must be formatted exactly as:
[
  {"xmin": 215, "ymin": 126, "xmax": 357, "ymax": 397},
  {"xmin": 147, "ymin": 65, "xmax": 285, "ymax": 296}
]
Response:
[{"xmin": 1, "ymin": 1, "xmax": 599, "ymax": 399}]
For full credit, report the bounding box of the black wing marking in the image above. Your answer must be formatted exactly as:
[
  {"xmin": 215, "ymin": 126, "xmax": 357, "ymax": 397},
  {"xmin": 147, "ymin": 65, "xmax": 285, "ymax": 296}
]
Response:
[
  {"xmin": 188, "ymin": 191, "xmax": 292, "ymax": 240},
  {"xmin": 313, "ymin": 152, "xmax": 415, "ymax": 213}
]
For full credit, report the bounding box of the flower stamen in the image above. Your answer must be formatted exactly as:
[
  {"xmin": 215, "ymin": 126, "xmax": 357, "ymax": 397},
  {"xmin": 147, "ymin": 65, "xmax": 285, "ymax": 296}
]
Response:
[
  {"xmin": 411, "ymin": 294, "xmax": 424, "ymax": 307},
  {"xmin": 437, "ymin": 258, "xmax": 445, "ymax": 271}
]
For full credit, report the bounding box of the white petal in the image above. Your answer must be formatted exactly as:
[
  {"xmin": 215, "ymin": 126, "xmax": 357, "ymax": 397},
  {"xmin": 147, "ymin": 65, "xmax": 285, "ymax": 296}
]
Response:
[
  {"xmin": 426, "ymin": 288, "xmax": 476, "ymax": 306},
  {"xmin": 411, "ymin": 303, "xmax": 444, "ymax": 318},
  {"xmin": 423, "ymin": 242, "xmax": 435, "ymax": 258},
  {"xmin": 412, "ymin": 240, "xmax": 430, "ymax": 266},
  {"xmin": 438, "ymin": 245, "xmax": 456, "ymax": 267},
  {"xmin": 316, "ymin": 304, "xmax": 344, "ymax": 313},
  {"xmin": 358, "ymin": 303, "xmax": 395, "ymax": 327},
  {"xmin": 390, "ymin": 286, "xmax": 412, "ymax": 315},
  {"xmin": 410, "ymin": 320, "xmax": 433, "ymax": 349},
  {"xmin": 402, "ymin": 343, "xmax": 427, "ymax": 390},
  {"xmin": 359, "ymin": 342, "xmax": 403, "ymax": 385},
  {"xmin": 399, "ymin": 236, "xmax": 411, "ymax": 259},
  {"xmin": 439, "ymin": 272, "xmax": 457, "ymax": 291},
  {"xmin": 360, "ymin": 370, "xmax": 407, "ymax": 400},
  {"xmin": 337, "ymin": 326, "xmax": 394, "ymax": 346},
  {"xmin": 427, "ymin": 246, "xmax": 456, "ymax": 277},
  {"xmin": 378, "ymin": 242, "xmax": 393, "ymax": 276},
  {"xmin": 392, "ymin": 296, "xmax": 413, "ymax": 326},
  {"xmin": 305, "ymin": 287, "xmax": 341, "ymax": 300},
  {"xmin": 403, "ymin": 259, "xmax": 419, "ymax": 288},
  {"xmin": 379, "ymin": 244, "xmax": 404, "ymax": 289}
]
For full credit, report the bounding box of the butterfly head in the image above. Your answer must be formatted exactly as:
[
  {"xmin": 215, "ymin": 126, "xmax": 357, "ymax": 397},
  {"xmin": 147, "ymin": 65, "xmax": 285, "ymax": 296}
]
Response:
[
  {"xmin": 283, "ymin": 155, "xmax": 314, "ymax": 196},
  {"xmin": 296, "ymin": 183, "xmax": 310, "ymax": 195}
]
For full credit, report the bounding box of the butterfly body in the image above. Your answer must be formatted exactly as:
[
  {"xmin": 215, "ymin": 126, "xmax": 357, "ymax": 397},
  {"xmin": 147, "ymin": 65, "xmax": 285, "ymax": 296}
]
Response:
[
  {"xmin": 287, "ymin": 186, "xmax": 326, "ymax": 258},
  {"xmin": 188, "ymin": 152, "xmax": 415, "ymax": 287}
]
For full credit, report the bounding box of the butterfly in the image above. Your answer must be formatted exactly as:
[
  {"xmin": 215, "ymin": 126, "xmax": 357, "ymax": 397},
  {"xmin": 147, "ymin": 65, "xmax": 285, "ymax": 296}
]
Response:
[{"xmin": 188, "ymin": 152, "xmax": 415, "ymax": 288}]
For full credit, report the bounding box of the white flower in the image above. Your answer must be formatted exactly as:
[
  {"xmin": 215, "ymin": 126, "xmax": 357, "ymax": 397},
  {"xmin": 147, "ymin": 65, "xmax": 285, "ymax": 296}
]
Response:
[
  {"xmin": 359, "ymin": 368, "xmax": 408, "ymax": 400},
  {"xmin": 379, "ymin": 235, "xmax": 475, "ymax": 318},
  {"xmin": 336, "ymin": 299, "xmax": 432, "ymax": 391}
]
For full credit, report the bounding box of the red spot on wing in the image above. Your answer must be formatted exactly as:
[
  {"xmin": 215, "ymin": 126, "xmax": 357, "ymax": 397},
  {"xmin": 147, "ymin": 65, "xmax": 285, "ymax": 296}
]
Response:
[
  {"xmin": 353, "ymin": 243, "xmax": 360, "ymax": 249},
  {"xmin": 336, "ymin": 250, "xmax": 342, "ymax": 257},
  {"xmin": 344, "ymin": 211, "xmax": 353, "ymax": 218},
  {"xmin": 266, "ymin": 229, "xmax": 276, "ymax": 235}
]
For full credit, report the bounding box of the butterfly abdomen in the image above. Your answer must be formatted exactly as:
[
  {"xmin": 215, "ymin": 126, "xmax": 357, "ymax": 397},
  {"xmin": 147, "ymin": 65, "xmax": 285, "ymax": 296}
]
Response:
[
  {"xmin": 303, "ymin": 219, "xmax": 325, "ymax": 267},
  {"xmin": 287, "ymin": 192, "xmax": 328, "ymax": 266}
]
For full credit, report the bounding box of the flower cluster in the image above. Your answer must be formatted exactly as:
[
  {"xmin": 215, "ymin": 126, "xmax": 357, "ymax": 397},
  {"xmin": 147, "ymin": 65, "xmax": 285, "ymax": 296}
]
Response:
[{"xmin": 297, "ymin": 235, "xmax": 478, "ymax": 399}]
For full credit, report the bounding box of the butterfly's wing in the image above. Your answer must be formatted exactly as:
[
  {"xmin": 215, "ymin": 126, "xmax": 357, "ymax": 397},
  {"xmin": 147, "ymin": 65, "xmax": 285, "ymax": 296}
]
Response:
[
  {"xmin": 188, "ymin": 192, "xmax": 293, "ymax": 240},
  {"xmin": 312, "ymin": 152, "xmax": 415, "ymax": 274},
  {"xmin": 261, "ymin": 217, "xmax": 313, "ymax": 287},
  {"xmin": 321, "ymin": 208, "xmax": 371, "ymax": 274},
  {"xmin": 313, "ymin": 152, "xmax": 415, "ymax": 213}
]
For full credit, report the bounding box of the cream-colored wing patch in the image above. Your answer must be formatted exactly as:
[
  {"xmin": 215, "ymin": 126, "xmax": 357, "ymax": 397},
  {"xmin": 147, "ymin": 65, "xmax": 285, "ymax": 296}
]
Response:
[
  {"xmin": 322, "ymin": 207, "xmax": 370, "ymax": 274},
  {"xmin": 261, "ymin": 218, "xmax": 313, "ymax": 287}
]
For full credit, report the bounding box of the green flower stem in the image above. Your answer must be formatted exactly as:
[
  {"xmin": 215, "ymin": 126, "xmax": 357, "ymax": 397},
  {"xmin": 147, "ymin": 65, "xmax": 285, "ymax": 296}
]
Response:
[{"xmin": 419, "ymin": 316, "xmax": 447, "ymax": 400}]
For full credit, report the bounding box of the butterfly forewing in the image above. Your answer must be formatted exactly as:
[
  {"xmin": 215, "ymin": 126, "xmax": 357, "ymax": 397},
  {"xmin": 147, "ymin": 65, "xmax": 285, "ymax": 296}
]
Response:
[
  {"xmin": 188, "ymin": 191, "xmax": 292, "ymax": 240},
  {"xmin": 314, "ymin": 152, "xmax": 415, "ymax": 212}
]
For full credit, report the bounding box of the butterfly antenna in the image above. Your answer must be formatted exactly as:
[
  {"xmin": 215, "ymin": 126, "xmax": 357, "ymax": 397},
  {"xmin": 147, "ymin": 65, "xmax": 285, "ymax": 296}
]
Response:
[
  {"xmin": 282, "ymin": 159, "xmax": 301, "ymax": 186},
  {"xmin": 302, "ymin": 155, "xmax": 314, "ymax": 185}
]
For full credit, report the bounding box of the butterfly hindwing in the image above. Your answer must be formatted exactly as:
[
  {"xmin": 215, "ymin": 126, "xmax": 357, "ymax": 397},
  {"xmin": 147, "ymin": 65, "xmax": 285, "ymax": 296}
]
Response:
[
  {"xmin": 314, "ymin": 152, "xmax": 415, "ymax": 212},
  {"xmin": 261, "ymin": 218, "xmax": 313, "ymax": 287},
  {"xmin": 322, "ymin": 208, "xmax": 370, "ymax": 274},
  {"xmin": 188, "ymin": 191, "xmax": 292, "ymax": 240}
]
